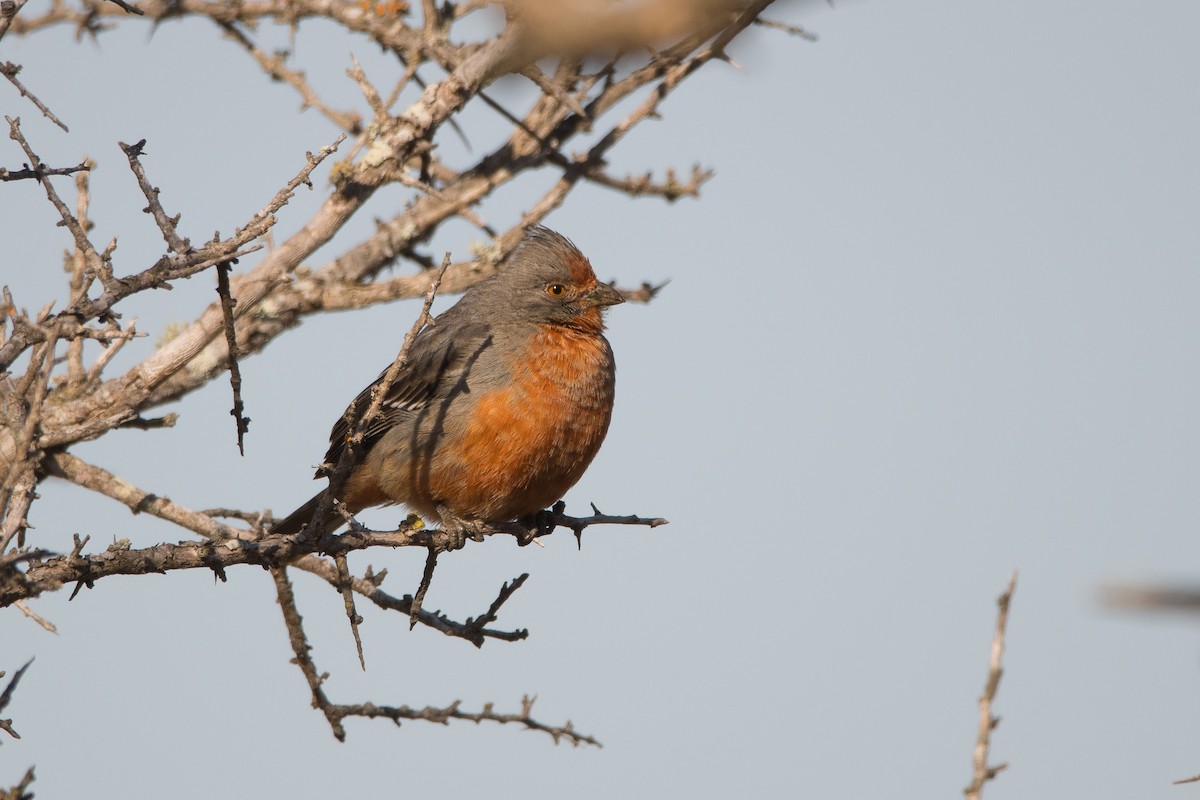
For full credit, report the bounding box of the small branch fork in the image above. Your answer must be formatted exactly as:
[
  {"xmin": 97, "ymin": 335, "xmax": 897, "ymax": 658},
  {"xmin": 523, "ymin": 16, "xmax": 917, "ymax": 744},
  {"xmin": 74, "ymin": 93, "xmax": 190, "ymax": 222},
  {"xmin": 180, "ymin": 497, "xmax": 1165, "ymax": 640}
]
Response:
[
  {"xmin": 964, "ymin": 571, "xmax": 1017, "ymax": 800},
  {"xmin": 272, "ymin": 566, "xmax": 599, "ymax": 746}
]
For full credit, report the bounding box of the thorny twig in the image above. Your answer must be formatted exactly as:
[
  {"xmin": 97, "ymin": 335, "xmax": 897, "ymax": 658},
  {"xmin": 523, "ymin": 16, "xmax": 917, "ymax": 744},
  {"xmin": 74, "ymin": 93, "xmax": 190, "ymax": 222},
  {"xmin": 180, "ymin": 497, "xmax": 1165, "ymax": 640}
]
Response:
[
  {"xmin": 118, "ymin": 138, "xmax": 189, "ymax": 254},
  {"xmin": 272, "ymin": 564, "xmax": 594, "ymax": 744},
  {"xmin": 0, "ymin": 160, "xmax": 89, "ymax": 181},
  {"xmin": 409, "ymin": 545, "xmax": 437, "ymax": 629},
  {"xmin": 334, "ymin": 552, "xmax": 366, "ymax": 669},
  {"xmin": 215, "ymin": 260, "xmax": 250, "ymax": 454}
]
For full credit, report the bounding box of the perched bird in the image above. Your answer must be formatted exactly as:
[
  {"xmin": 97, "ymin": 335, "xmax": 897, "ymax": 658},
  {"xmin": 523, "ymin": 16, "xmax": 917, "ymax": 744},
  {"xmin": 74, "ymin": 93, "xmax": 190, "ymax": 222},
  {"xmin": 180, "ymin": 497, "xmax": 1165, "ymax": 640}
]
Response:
[{"xmin": 271, "ymin": 226, "xmax": 623, "ymax": 538}]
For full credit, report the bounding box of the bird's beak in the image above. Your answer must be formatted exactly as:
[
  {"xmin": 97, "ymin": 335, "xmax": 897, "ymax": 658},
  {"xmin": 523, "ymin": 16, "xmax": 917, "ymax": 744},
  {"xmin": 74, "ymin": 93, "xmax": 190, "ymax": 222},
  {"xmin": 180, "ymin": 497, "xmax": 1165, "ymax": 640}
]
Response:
[{"xmin": 579, "ymin": 282, "xmax": 625, "ymax": 308}]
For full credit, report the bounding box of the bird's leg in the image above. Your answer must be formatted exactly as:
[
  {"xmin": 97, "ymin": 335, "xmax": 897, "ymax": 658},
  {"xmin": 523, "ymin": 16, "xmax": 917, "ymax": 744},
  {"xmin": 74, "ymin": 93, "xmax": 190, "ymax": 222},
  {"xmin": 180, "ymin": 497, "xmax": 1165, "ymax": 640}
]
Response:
[
  {"xmin": 435, "ymin": 505, "xmax": 489, "ymax": 551},
  {"xmin": 517, "ymin": 504, "xmax": 561, "ymax": 545}
]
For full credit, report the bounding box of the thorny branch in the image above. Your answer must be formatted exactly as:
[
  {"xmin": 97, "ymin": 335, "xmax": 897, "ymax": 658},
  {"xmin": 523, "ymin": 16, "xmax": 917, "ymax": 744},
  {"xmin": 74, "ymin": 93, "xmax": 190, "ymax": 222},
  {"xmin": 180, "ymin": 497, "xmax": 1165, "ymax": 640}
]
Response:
[
  {"xmin": 0, "ymin": 159, "xmax": 90, "ymax": 181},
  {"xmin": 273, "ymin": 564, "xmax": 596, "ymax": 745},
  {"xmin": 215, "ymin": 260, "xmax": 250, "ymax": 454},
  {"xmin": 1, "ymin": 472, "xmax": 666, "ymax": 610}
]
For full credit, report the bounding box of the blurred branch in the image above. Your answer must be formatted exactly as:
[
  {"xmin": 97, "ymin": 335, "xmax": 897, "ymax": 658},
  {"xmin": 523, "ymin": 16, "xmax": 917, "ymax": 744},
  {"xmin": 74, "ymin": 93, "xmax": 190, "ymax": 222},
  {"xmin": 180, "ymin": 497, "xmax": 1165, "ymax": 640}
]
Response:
[
  {"xmin": 0, "ymin": 0, "xmax": 34, "ymax": 42},
  {"xmin": 964, "ymin": 571, "xmax": 1016, "ymax": 800},
  {"xmin": 0, "ymin": 659, "xmax": 32, "ymax": 743},
  {"xmin": 1103, "ymin": 580, "xmax": 1200, "ymax": 785},
  {"xmin": 0, "ymin": 768, "xmax": 34, "ymax": 800},
  {"xmin": 755, "ymin": 16, "xmax": 818, "ymax": 41},
  {"xmin": 12, "ymin": 599, "xmax": 56, "ymax": 633},
  {"xmin": 1103, "ymin": 583, "xmax": 1200, "ymax": 614}
]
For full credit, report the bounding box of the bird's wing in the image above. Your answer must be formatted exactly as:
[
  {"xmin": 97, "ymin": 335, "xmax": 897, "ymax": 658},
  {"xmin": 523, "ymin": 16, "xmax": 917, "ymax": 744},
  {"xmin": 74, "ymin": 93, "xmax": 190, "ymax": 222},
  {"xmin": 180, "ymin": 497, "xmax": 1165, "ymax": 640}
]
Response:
[{"xmin": 316, "ymin": 317, "xmax": 491, "ymax": 477}]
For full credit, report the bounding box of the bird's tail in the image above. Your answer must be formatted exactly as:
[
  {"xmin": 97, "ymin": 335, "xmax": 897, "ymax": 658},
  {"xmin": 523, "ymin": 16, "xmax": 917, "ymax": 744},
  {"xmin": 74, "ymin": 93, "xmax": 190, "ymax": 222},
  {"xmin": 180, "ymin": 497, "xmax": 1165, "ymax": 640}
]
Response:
[{"xmin": 270, "ymin": 491, "xmax": 343, "ymax": 536}]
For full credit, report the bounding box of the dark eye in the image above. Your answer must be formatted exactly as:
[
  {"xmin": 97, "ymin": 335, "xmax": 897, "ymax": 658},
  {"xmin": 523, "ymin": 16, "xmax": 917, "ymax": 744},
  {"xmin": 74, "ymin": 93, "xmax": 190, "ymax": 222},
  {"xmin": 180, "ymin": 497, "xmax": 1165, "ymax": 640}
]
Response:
[{"xmin": 547, "ymin": 283, "xmax": 565, "ymax": 297}]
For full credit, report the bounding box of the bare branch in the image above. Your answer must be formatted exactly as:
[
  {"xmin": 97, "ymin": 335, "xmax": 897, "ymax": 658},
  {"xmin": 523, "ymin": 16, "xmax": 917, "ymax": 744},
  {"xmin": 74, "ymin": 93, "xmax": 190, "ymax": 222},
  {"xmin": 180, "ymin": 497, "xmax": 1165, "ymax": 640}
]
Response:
[
  {"xmin": 585, "ymin": 164, "xmax": 714, "ymax": 202},
  {"xmin": 1, "ymin": 485, "xmax": 665, "ymax": 608},
  {"xmin": 409, "ymin": 545, "xmax": 437, "ymax": 628},
  {"xmin": 118, "ymin": 138, "xmax": 190, "ymax": 254},
  {"xmin": 218, "ymin": 20, "xmax": 362, "ymax": 133},
  {"xmin": 0, "ymin": 161, "xmax": 89, "ymax": 181},
  {"xmin": 5, "ymin": 116, "xmax": 104, "ymax": 276},
  {"xmin": 66, "ymin": 163, "xmax": 95, "ymax": 382},
  {"xmin": 42, "ymin": 450, "xmax": 240, "ymax": 541},
  {"xmin": 0, "ymin": 61, "xmax": 68, "ymax": 131},
  {"xmin": 289, "ymin": 556, "xmax": 529, "ymax": 645},
  {"xmin": 0, "ymin": 134, "xmax": 344, "ymax": 463},
  {"xmin": 755, "ymin": 16, "xmax": 818, "ymax": 41},
  {"xmin": 273, "ymin": 563, "xmax": 594, "ymax": 745},
  {"xmin": 0, "ymin": 0, "xmax": 34, "ymax": 42},
  {"xmin": 333, "ymin": 552, "xmax": 366, "ymax": 669},
  {"xmin": 272, "ymin": 566, "xmax": 345, "ymax": 736},
  {"xmin": 964, "ymin": 571, "xmax": 1017, "ymax": 800},
  {"xmin": 328, "ymin": 692, "xmax": 601, "ymax": 747},
  {"xmin": 214, "ymin": 261, "xmax": 250, "ymax": 454},
  {"xmin": 0, "ymin": 767, "xmax": 34, "ymax": 800},
  {"xmin": 0, "ymin": 658, "xmax": 32, "ymax": 741},
  {"xmin": 0, "ymin": 469, "xmax": 36, "ymax": 555},
  {"xmin": 12, "ymin": 599, "xmax": 56, "ymax": 633},
  {"xmin": 104, "ymin": 0, "xmax": 144, "ymax": 16}
]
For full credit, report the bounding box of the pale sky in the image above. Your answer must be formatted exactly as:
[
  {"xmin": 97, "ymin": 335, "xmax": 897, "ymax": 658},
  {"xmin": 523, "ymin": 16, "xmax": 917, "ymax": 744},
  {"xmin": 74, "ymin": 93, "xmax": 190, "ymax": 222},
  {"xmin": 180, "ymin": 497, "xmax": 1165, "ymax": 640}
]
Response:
[{"xmin": 3, "ymin": 1, "xmax": 1200, "ymax": 798}]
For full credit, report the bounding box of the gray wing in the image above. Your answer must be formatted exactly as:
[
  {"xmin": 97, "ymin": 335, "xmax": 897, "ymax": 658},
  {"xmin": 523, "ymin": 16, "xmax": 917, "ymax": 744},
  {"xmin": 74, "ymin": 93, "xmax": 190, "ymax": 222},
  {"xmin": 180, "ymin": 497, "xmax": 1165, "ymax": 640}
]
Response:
[{"xmin": 316, "ymin": 316, "xmax": 491, "ymax": 478}]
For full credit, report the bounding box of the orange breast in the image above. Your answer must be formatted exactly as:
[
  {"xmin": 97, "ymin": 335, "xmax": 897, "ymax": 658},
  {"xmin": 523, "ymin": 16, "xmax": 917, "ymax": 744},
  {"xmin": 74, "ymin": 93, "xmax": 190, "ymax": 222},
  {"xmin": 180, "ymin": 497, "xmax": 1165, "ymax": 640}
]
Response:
[{"xmin": 429, "ymin": 324, "xmax": 616, "ymax": 521}]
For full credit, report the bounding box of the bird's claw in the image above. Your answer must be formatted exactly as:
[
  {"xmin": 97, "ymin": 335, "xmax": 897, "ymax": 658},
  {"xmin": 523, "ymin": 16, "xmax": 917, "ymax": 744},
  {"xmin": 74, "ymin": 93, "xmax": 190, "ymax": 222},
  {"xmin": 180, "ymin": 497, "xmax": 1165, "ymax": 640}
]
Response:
[{"xmin": 436, "ymin": 506, "xmax": 488, "ymax": 551}]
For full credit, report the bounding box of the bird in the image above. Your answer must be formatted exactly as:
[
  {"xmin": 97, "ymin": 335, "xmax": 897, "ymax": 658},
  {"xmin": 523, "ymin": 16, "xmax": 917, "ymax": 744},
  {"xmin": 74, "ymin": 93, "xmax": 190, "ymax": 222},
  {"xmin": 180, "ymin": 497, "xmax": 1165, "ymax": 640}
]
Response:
[{"xmin": 270, "ymin": 226, "xmax": 623, "ymax": 540}]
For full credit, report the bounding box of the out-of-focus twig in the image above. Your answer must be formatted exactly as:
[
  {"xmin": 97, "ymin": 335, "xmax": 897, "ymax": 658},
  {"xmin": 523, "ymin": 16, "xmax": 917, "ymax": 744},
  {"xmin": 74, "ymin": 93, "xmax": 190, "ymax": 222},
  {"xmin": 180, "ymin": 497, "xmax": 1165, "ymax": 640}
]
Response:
[{"xmin": 964, "ymin": 571, "xmax": 1016, "ymax": 800}]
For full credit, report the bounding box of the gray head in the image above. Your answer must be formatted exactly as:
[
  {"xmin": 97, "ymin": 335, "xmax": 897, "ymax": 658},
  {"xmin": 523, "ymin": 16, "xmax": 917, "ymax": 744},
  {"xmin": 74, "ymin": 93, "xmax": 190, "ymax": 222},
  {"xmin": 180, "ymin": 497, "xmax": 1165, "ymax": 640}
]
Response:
[{"xmin": 464, "ymin": 226, "xmax": 624, "ymax": 332}]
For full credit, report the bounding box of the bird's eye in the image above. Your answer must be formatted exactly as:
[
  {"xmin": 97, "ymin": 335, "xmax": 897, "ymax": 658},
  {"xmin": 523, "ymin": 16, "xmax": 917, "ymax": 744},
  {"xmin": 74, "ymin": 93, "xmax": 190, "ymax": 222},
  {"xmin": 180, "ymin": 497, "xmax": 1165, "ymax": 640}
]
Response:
[{"xmin": 547, "ymin": 283, "xmax": 566, "ymax": 297}]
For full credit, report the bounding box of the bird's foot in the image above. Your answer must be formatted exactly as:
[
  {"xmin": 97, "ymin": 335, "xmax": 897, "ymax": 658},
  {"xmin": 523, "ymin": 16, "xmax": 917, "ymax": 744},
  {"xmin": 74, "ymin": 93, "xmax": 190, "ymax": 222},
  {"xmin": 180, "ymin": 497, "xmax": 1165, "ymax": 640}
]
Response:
[
  {"xmin": 436, "ymin": 506, "xmax": 489, "ymax": 551},
  {"xmin": 516, "ymin": 504, "xmax": 561, "ymax": 546}
]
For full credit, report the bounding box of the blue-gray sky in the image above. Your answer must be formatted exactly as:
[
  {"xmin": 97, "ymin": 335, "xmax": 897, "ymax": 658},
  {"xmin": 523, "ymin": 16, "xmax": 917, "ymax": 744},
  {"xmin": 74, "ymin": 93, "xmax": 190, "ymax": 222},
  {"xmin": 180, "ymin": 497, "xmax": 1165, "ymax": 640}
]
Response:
[{"xmin": 3, "ymin": 1, "xmax": 1199, "ymax": 797}]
